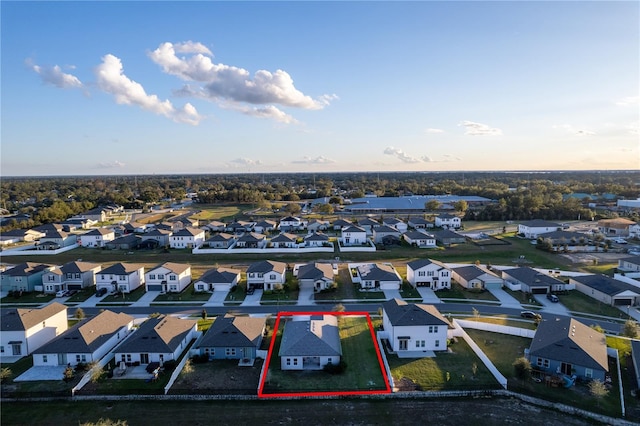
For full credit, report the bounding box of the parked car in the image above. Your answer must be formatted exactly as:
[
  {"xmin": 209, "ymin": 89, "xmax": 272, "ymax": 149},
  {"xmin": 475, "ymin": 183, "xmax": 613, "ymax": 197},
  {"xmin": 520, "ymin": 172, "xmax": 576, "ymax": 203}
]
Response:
[
  {"xmin": 246, "ymin": 287, "xmax": 255, "ymax": 295},
  {"xmin": 55, "ymin": 290, "xmax": 67, "ymax": 297},
  {"xmin": 520, "ymin": 311, "xmax": 542, "ymax": 320},
  {"xmin": 547, "ymin": 293, "xmax": 559, "ymax": 303},
  {"xmin": 95, "ymin": 287, "xmax": 108, "ymax": 297},
  {"xmin": 614, "ymin": 238, "xmax": 628, "ymax": 244}
]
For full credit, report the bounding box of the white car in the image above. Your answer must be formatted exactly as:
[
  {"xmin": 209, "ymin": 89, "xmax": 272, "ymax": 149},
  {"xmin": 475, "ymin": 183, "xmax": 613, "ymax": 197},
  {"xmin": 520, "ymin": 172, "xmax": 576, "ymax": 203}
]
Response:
[
  {"xmin": 614, "ymin": 238, "xmax": 628, "ymax": 244},
  {"xmin": 55, "ymin": 290, "xmax": 67, "ymax": 297}
]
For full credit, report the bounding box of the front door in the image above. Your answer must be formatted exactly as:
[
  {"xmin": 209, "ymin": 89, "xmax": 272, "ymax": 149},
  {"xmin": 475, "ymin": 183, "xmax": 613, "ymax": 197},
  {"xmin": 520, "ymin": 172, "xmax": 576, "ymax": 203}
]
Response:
[
  {"xmin": 561, "ymin": 362, "xmax": 572, "ymax": 376},
  {"xmin": 12, "ymin": 344, "xmax": 21, "ymax": 356},
  {"xmin": 58, "ymin": 353, "xmax": 67, "ymax": 365},
  {"xmin": 140, "ymin": 353, "xmax": 149, "ymax": 364},
  {"xmin": 399, "ymin": 339, "xmax": 408, "ymax": 351}
]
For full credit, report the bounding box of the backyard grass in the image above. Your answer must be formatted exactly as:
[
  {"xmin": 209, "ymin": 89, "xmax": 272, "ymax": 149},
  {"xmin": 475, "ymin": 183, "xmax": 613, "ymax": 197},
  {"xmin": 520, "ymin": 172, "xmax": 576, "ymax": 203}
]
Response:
[
  {"xmin": 461, "ymin": 316, "xmax": 538, "ymax": 330},
  {"xmin": 99, "ymin": 286, "xmax": 146, "ymax": 303},
  {"xmin": 385, "ymin": 338, "xmax": 499, "ymax": 390},
  {"xmin": 262, "ymin": 315, "xmax": 388, "ymax": 394},
  {"xmin": 0, "ymin": 356, "xmax": 83, "ymax": 398},
  {"xmin": 466, "ymin": 329, "xmax": 623, "ymax": 418},
  {"xmin": 557, "ymin": 291, "xmax": 630, "ymax": 320}
]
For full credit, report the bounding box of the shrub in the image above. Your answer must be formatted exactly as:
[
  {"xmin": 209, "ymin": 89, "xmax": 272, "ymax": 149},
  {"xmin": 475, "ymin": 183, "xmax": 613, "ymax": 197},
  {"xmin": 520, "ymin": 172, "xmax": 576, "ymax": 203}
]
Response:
[
  {"xmin": 323, "ymin": 360, "xmax": 347, "ymax": 374},
  {"xmin": 191, "ymin": 354, "xmax": 209, "ymax": 364},
  {"xmin": 63, "ymin": 366, "xmax": 75, "ymax": 382},
  {"xmin": 0, "ymin": 367, "xmax": 12, "ymax": 383},
  {"xmin": 162, "ymin": 360, "xmax": 177, "ymax": 371},
  {"xmin": 513, "ymin": 357, "xmax": 531, "ymax": 380}
]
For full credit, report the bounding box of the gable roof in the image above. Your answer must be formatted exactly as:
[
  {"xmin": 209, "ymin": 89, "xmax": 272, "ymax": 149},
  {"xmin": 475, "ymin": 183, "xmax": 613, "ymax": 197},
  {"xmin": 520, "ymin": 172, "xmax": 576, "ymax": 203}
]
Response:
[
  {"xmin": 115, "ymin": 315, "xmax": 196, "ymax": 354},
  {"xmin": 304, "ymin": 232, "xmax": 329, "ymax": 241},
  {"xmin": 278, "ymin": 315, "xmax": 342, "ymax": 357},
  {"xmin": 199, "ymin": 314, "xmax": 266, "ymax": 348},
  {"xmin": 198, "ymin": 267, "xmax": 241, "ymax": 284},
  {"xmin": 529, "ymin": 317, "xmax": 608, "ymax": 372},
  {"xmin": 1, "ymin": 302, "xmax": 68, "ymax": 332},
  {"xmin": 407, "ymin": 258, "xmax": 447, "ymax": 271},
  {"xmin": 270, "ymin": 233, "xmax": 298, "ymax": 243},
  {"xmin": 452, "ymin": 265, "xmax": 500, "ymax": 281},
  {"xmin": 148, "ymin": 262, "xmax": 190, "ymax": 275},
  {"xmin": 342, "ymin": 225, "xmax": 366, "ymax": 233},
  {"xmin": 1, "ymin": 262, "xmax": 51, "ymax": 277},
  {"xmin": 357, "ymin": 263, "xmax": 400, "ymax": 281},
  {"xmin": 144, "ymin": 229, "xmax": 172, "ymax": 237},
  {"xmin": 383, "ymin": 299, "xmax": 450, "ymax": 327},
  {"xmin": 373, "ymin": 225, "xmax": 400, "ymax": 233},
  {"xmin": 206, "ymin": 232, "xmax": 235, "ymax": 242},
  {"xmin": 99, "ymin": 263, "xmax": 144, "ymax": 275},
  {"xmin": 571, "ymin": 274, "xmax": 640, "ymax": 296},
  {"xmin": 171, "ymin": 227, "xmax": 204, "ymax": 237},
  {"xmin": 60, "ymin": 261, "xmax": 101, "ymax": 274},
  {"xmin": 298, "ymin": 263, "xmax": 334, "ymax": 281},
  {"xmin": 246, "ymin": 260, "xmax": 286, "ymax": 274},
  {"xmin": 34, "ymin": 310, "xmax": 134, "ymax": 354},
  {"xmin": 403, "ymin": 230, "xmax": 434, "ymax": 240},
  {"xmin": 502, "ymin": 267, "xmax": 564, "ymax": 287},
  {"xmin": 84, "ymin": 228, "xmax": 114, "ymax": 236},
  {"xmin": 237, "ymin": 232, "xmax": 266, "ymax": 242}
]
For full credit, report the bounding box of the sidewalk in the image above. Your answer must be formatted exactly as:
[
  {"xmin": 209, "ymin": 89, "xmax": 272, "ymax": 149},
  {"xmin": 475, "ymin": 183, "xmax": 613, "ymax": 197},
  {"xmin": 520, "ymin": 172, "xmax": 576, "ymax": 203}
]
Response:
[
  {"xmin": 534, "ymin": 295, "xmax": 570, "ymax": 315},
  {"xmin": 77, "ymin": 293, "xmax": 108, "ymax": 308}
]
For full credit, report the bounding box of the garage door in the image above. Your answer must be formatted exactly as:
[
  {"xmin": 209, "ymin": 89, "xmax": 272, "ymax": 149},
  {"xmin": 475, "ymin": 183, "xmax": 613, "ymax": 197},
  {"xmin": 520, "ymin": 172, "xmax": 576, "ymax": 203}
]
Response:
[
  {"xmin": 531, "ymin": 288, "xmax": 548, "ymax": 294},
  {"xmin": 614, "ymin": 299, "xmax": 632, "ymax": 306},
  {"xmin": 147, "ymin": 284, "xmax": 162, "ymax": 291}
]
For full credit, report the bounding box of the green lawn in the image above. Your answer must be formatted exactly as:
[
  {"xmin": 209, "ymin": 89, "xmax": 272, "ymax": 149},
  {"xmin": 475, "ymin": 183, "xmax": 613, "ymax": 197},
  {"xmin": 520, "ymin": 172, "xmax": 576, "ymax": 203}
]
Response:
[
  {"xmin": 466, "ymin": 329, "xmax": 623, "ymax": 418},
  {"xmin": 153, "ymin": 283, "xmax": 212, "ymax": 302},
  {"xmin": 263, "ymin": 316, "xmax": 387, "ymax": 393},
  {"xmin": 100, "ymin": 286, "xmax": 146, "ymax": 303},
  {"xmin": 386, "ymin": 338, "xmax": 499, "ymax": 390},
  {"xmin": 0, "ymin": 356, "xmax": 82, "ymax": 397},
  {"xmin": 557, "ymin": 291, "xmax": 630, "ymax": 320},
  {"xmin": 462, "ymin": 316, "xmax": 538, "ymax": 330},
  {"xmin": 190, "ymin": 205, "xmax": 246, "ymax": 221},
  {"xmin": 66, "ymin": 287, "xmax": 95, "ymax": 303},
  {"xmin": 439, "ymin": 282, "xmax": 499, "ymax": 302},
  {"xmin": 0, "ymin": 292, "xmax": 54, "ymax": 304}
]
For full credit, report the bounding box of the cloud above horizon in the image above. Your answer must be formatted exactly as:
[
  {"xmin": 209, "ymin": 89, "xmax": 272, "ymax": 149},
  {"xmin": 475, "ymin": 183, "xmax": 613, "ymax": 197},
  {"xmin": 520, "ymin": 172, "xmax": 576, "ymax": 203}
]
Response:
[
  {"xmin": 148, "ymin": 41, "xmax": 337, "ymax": 118},
  {"xmin": 383, "ymin": 147, "xmax": 421, "ymax": 163},
  {"xmin": 458, "ymin": 121, "xmax": 502, "ymax": 136},
  {"xmin": 291, "ymin": 156, "xmax": 335, "ymax": 164},
  {"xmin": 97, "ymin": 160, "xmax": 126, "ymax": 169},
  {"xmin": 30, "ymin": 62, "xmax": 83, "ymax": 89},
  {"xmin": 229, "ymin": 157, "xmax": 262, "ymax": 167},
  {"xmin": 553, "ymin": 124, "xmax": 596, "ymax": 136}
]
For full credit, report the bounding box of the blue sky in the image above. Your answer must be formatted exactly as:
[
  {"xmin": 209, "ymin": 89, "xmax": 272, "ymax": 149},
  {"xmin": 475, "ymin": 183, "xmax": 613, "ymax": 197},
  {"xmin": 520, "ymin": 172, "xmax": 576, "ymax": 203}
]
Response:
[{"xmin": 1, "ymin": 1, "xmax": 638, "ymax": 176}]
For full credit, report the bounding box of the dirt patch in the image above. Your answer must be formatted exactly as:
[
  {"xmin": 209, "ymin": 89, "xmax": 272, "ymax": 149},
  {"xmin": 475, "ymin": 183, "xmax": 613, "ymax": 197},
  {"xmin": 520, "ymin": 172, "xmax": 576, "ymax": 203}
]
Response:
[{"xmin": 170, "ymin": 359, "xmax": 263, "ymax": 394}]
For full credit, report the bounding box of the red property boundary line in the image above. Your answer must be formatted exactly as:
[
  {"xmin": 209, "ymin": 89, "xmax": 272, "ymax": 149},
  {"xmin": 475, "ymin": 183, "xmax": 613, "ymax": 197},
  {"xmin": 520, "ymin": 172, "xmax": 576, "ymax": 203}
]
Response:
[{"xmin": 258, "ymin": 311, "xmax": 392, "ymax": 398}]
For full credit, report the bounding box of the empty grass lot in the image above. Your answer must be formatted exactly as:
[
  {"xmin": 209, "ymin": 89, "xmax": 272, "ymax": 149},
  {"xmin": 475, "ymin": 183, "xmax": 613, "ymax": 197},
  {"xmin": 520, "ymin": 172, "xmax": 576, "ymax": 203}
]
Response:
[
  {"xmin": 386, "ymin": 338, "xmax": 499, "ymax": 391},
  {"xmin": 262, "ymin": 316, "xmax": 388, "ymax": 394},
  {"xmin": 557, "ymin": 291, "xmax": 630, "ymax": 320}
]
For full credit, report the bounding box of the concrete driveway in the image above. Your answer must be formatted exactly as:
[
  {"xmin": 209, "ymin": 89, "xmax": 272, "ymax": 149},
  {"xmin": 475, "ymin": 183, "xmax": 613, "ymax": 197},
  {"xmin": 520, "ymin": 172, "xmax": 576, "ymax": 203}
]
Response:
[
  {"xmin": 298, "ymin": 286, "xmax": 316, "ymax": 305},
  {"xmin": 204, "ymin": 289, "xmax": 230, "ymax": 307},
  {"xmin": 382, "ymin": 289, "xmax": 402, "ymax": 301},
  {"xmin": 78, "ymin": 292, "xmax": 109, "ymax": 308},
  {"xmin": 534, "ymin": 295, "xmax": 570, "ymax": 315},
  {"xmin": 241, "ymin": 289, "xmax": 263, "ymax": 306},
  {"xmin": 417, "ymin": 287, "xmax": 441, "ymax": 304},
  {"xmin": 487, "ymin": 288, "xmax": 522, "ymax": 308}
]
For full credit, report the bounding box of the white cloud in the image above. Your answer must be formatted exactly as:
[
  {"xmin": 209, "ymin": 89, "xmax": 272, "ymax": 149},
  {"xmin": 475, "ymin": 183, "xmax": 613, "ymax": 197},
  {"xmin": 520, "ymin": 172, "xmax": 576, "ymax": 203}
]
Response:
[
  {"xmin": 458, "ymin": 121, "xmax": 502, "ymax": 136},
  {"xmin": 232, "ymin": 104, "xmax": 298, "ymax": 124},
  {"xmin": 626, "ymin": 121, "xmax": 640, "ymax": 135},
  {"xmin": 30, "ymin": 62, "xmax": 83, "ymax": 89},
  {"xmin": 97, "ymin": 160, "xmax": 125, "ymax": 169},
  {"xmin": 422, "ymin": 154, "xmax": 461, "ymax": 163},
  {"xmin": 95, "ymin": 54, "xmax": 202, "ymax": 125},
  {"xmin": 230, "ymin": 158, "xmax": 262, "ymax": 166},
  {"xmin": 616, "ymin": 96, "xmax": 639, "ymax": 106},
  {"xmin": 173, "ymin": 41, "xmax": 212, "ymax": 55},
  {"xmin": 148, "ymin": 41, "xmax": 335, "ymax": 111},
  {"xmin": 292, "ymin": 156, "xmax": 335, "ymax": 164},
  {"xmin": 383, "ymin": 147, "xmax": 421, "ymax": 163},
  {"xmin": 425, "ymin": 128, "xmax": 444, "ymax": 134},
  {"xmin": 552, "ymin": 124, "xmax": 596, "ymax": 136}
]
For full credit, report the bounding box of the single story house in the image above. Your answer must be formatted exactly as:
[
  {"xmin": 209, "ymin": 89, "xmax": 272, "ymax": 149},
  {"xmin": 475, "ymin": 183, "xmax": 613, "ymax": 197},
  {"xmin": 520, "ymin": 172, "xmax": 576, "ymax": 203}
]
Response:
[
  {"xmin": 432, "ymin": 229, "xmax": 467, "ymax": 246},
  {"xmin": 382, "ymin": 299, "xmax": 451, "ymax": 354},
  {"xmin": 408, "ymin": 217, "xmax": 433, "ymax": 229},
  {"xmin": 36, "ymin": 230, "xmax": 76, "ymax": 250},
  {"xmin": 502, "ymin": 267, "xmax": 569, "ymax": 294},
  {"xmin": 598, "ymin": 218, "xmax": 636, "ymax": 237},
  {"xmin": 570, "ymin": 274, "xmax": 640, "ymax": 306},
  {"xmin": 618, "ymin": 256, "xmax": 640, "ymax": 273},
  {"xmin": 406, "ymin": 259, "xmax": 451, "ymax": 290},
  {"xmin": 279, "ymin": 216, "xmax": 307, "ymax": 232},
  {"xmin": 95, "ymin": 263, "xmax": 145, "ymax": 294},
  {"xmin": 269, "ymin": 233, "xmax": 300, "ymax": 249},
  {"xmin": 106, "ymin": 234, "xmax": 141, "ymax": 250},
  {"xmin": 204, "ymin": 232, "xmax": 236, "ymax": 249},
  {"xmin": 332, "ymin": 218, "xmax": 353, "ymax": 230},
  {"xmin": 517, "ymin": 220, "xmax": 561, "ymax": 239},
  {"xmin": 235, "ymin": 232, "xmax": 267, "ymax": 249},
  {"xmin": 402, "ymin": 230, "xmax": 437, "ymax": 248},
  {"xmin": 140, "ymin": 229, "xmax": 172, "ymax": 248},
  {"xmin": 202, "ymin": 220, "xmax": 226, "ymax": 233},
  {"xmin": 304, "ymin": 232, "xmax": 330, "ymax": 247},
  {"xmin": 353, "ymin": 263, "xmax": 402, "ymax": 290},
  {"xmin": 307, "ymin": 219, "xmax": 329, "ymax": 232},
  {"xmin": 382, "ymin": 217, "xmax": 408, "ymax": 233},
  {"xmin": 42, "ymin": 261, "xmax": 102, "ymax": 294},
  {"xmin": 0, "ymin": 228, "xmax": 45, "ymax": 243},
  {"xmin": 372, "ymin": 225, "xmax": 402, "ymax": 244},
  {"xmin": 1, "ymin": 302, "xmax": 68, "ymax": 360},
  {"xmin": 451, "ymin": 265, "xmax": 503, "ymax": 290},
  {"xmin": 1, "ymin": 262, "xmax": 54, "ymax": 292},
  {"xmin": 279, "ymin": 315, "xmax": 342, "ymax": 370},
  {"xmin": 254, "ymin": 220, "xmax": 278, "ymax": 234},
  {"xmin": 114, "ymin": 315, "xmax": 197, "ymax": 366},
  {"xmin": 357, "ymin": 218, "xmax": 380, "ymax": 235},
  {"xmin": 33, "ymin": 310, "xmax": 134, "ymax": 367},
  {"xmin": 226, "ymin": 221, "xmax": 256, "ymax": 234},
  {"xmin": 197, "ymin": 314, "xmax": 266, "ymax": 361},
  {"xmin": 145, "ymin": 262, "xmax": 191, "ymax": 293},
  {"xmin": 194, "ymin": 267, "xmax": 241, "ymax": 292},
  {"xmin": 297, "ymin": 263, "xmax": 335, "ymax": 292},
  {"xmin": 246, "ymin": 260, "xmax": 287, "ymax": 291},
  {"xmin": 527, "ymin": 317, "xmax": 608, "ymax": 381}
]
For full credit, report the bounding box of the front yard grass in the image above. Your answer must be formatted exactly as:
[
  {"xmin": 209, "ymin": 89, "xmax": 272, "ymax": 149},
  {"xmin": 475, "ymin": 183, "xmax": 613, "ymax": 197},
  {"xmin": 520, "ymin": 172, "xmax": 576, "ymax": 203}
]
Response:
[
  {"xmin": 262, "ymin": 316, "xmax": 388, "ymax": 394},
  {"xmin": 65, "ymin": 287, "xmax": 95, "ymax": 303},
  {"xmin": 153, "ymin": 283, "xmax": 212, "ymax": 302},
  {"xmin": 466, "ymin": 329, "xmax": 623, "ymax": 418},
  {"xmin": 461, "ymin": 315, "xmax": 538, "ymax": 330},
  {"xmin": 0, "ymin": 292, "xmax": 54, "ymax": 304},
  {"xmin": 386, "ymin": 338, "xmax": 499, "ymax": 391},
  {"xmin": 557, "ymin": 291, "xmax": 630, "ymax": 320},
  {"xmin": 100, "ymin": 286, "xmax": 146, "ymax": 303},
  {"xmin": 439, "ymin": 282, "xmax": 499, "ymax": 302}
]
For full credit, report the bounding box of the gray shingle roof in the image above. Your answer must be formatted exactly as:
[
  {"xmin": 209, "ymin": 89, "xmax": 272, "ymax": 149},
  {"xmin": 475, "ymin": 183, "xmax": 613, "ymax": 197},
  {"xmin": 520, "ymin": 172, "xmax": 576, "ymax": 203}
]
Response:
[
  {"xmin": 60, "ymin": 261, "xmax": 101, "ymax": 274},
  {"xmin": 518, "ymin": 219, "xmax": 561, "ymax": 228},
  {"xmin": 115, "ymin": 315, "xmax": 196, "ymax": 354},
  {"xmin": 383, "ymin": 299, "xmax": 450, "ymax": 327},
  {"xmin": 452, "ymin": 265, "xmax": 500, "ymax": 281},
  {"xmin": 529, "ymin": 317, "xmax": 608, "ymax": 372},
  {"xmin": 1, "ymin": 262, "xmax": 51, "ymax": 277},
  {"xmin": 172, "ymin": 227, "xmax": 203, "ymax": 237},
  {"xmin": 357, "ymin": 263, "xmax": 400, "ymax": 281},
  {"xmin": 100, "ymin": 263, "xmax": 144, "ymax": 275},
  {"xmin": 34, "ymin": 310, "xmax": 134, "ymax": 354},
  {"xmin": 270, "ymin": 233, "xmax": 297, "ymax": 243},
  {"xmin": 572, "ymin": 274, "xmax": 640, "ymax": 296},
  {"xmin": 198, "ymin": 267, "xmax": 241, "ymax": 284},
  {"xmin": 502, "ymin": 267, "xmax": 564, "ymax": 287},
  {"xmin": 298, "ymin": 263, "xmax": 333, "ymax": 281},
  {"xmin": 278, "ymin": 315, "xmax": 342, "ymax": 357},
  {"xmin": 1, "ymin": 302, "xmax": 67, "ymax": 332},
  {"xmin": 407, "ymin": 258, "xmax": 446, "ymax": 271},
  {"xmin": 199, "ymin": 314, "xmax": 266, "ymax": 348},
  {"xmin": 304, "ymin": 232, "xmax": 329, "ymax": 241},
  {"xmin": 246, "ymin": 260, "xmax": 286, "ymax": 274}
]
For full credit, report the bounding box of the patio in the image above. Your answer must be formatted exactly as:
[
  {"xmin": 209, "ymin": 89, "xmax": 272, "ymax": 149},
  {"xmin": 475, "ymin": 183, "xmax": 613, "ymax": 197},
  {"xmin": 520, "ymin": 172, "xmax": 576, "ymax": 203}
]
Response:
[
  {"xmin": 14, "ymin": 365, "xmax": 67, "ymax": 381},
  {"xmin": 110, "ymin": 364, "xmax": 161, "ymax": 380}
]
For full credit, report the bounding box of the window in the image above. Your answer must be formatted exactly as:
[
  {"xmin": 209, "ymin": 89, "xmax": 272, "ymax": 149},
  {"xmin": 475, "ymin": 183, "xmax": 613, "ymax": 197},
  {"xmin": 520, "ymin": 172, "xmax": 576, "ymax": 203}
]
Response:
[
  {"xmin": 225, "ymin": 348, "xmax": 236, "ymax": 357},
  {"xmin": 270, "ymin": 274, "xmax": 276, "ymax": 280},
  {"xmin": 76, "ymin": 355, "xmax": 81, "ymax": 363},
  {"xmin": 149, "ymin": 274, "xmax": 156, "ymax": 280},
  {"xmin": 293, "ymin": 358, "xmax": 298, "ymax": 366},
  {"xmin": 126, "ymin": 354, "xmax": 132, "ymax": 362},
  {"xmin": 418, "ymin": 271, "xmax": 425, "ymax": 277},
  {"xmin": 428, "ymin": 326, "xmax": 435, "ymax": 333},
  {"xmin": 12, "ymin": 344, "xmax": 21, "ymax": 356},
  {"xmin": 75, "ymin": 273, "xmax": 81, "ymax": 279},
  {"xmin": 43, "ymin": 355, "xmax": 48, "ymax": 363},
  {"xmin": 48, "ymin": 275, "xmax": 55, "ymax": 281},
  {"xmin": 536, "ymin": 358, "xmax": 550, "ymax": 368},
  {"xmin": 415, "ymin": 340, "xmax": 425, "ymax": 348},
  {"xmin": 0, "ymin": 346, "xmax": 4, "ymax": 353},
  {"xmin": 435, "ymin": 340, "xmax": 440, "ymax": 347},
  {"xmin": 169, "ymin": 275, "xmax": 176, "ymax": 281},
  {"xmin": 286, "ymin": 358, "xmax": 291, "ymax": 366},
  {"xmin": 585, "ymin": 368, "xmax": 593, "ymax": 378},
  {"xmin": 158, "ymin": 274, "xmax": 165, "ymax": 280},
  {"xmin": 427, "ymin": 271, "xmax": 435, "ymax": 277}
]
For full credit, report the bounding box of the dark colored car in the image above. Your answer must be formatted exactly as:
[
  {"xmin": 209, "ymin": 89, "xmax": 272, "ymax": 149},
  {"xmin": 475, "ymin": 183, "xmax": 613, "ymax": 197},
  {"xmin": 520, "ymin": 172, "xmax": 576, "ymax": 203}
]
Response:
[
  {"xmin": 95, "ymin": 287, "xmax": 108, "ymax": 297},
  {"xmin": 520, "ymin": 311, "xmax": 542, "ymax": 320},
  {"xmin": 246, "ymin": 287, "xmax": 255, "ymax": 295}
]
